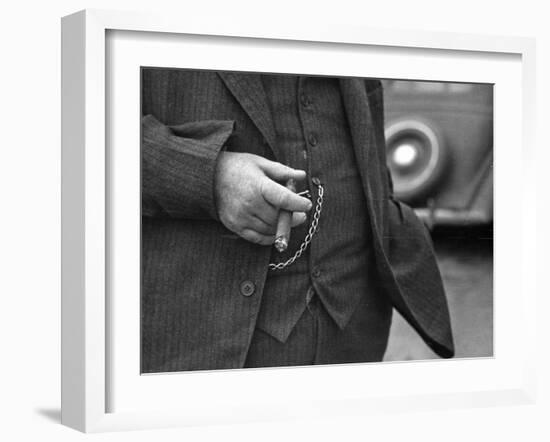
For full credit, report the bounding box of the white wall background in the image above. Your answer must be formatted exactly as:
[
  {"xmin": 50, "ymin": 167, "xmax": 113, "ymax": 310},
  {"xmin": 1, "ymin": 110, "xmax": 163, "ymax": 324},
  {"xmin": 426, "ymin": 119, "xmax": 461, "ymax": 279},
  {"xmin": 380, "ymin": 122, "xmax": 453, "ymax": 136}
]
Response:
[{"xmin": 0, "ymin": 1, "xmax": 547, "ymax": 441}]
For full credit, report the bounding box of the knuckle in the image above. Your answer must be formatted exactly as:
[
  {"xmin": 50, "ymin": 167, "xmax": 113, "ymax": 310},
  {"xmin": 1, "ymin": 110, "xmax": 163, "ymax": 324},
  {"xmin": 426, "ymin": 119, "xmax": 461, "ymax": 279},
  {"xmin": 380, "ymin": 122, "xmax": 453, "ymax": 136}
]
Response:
[
  {"xmin": 225, "ymin": 213, "xmax": 242, "ymax": 232},
  {"xmin": 262, "ymin": 226, "xmax": 275, "ymax": 236},
  {"xmin": 278, "ymin": 192, "xmax": 289, "ymax": 207},
  {"xmin": 279, "ymin": 165, "xmax": 291, "ymax": 176},
  {"xmin": 251, "ymin": 235, "xmax": 262, "ymax": 245},
  {"xmin": 266, "ymin": 214, "xmax": 277, "ymax": 226},
  {"xmin": 242, "ymin": 230, "xmax": 259, "ymax": 244},
  {"xmin": 259, "ymin": 179, "xmax": 268, "ymax": 198},
  {"xmin": 226, "ymin": 212, "xmax": 237, "ymax": 226},
  {"xmin": 259, "ymin": 236, "xmax": 274, "ymax": 246},
  {"xmin": 243, "ymin": 193, "xmax": 259, "ymax": 212},
  {"xmin": 241, "ymin": 198, "xmax": 252, "ymax": 212},
  {"xmin": 234, "ymin": 206, "xmax": 247, "ymax": 221},
  {"xmin": 220, "ymin": 211, "xmax": 232, "ymax": 228},
  {"xmin": 295, "ymin": 213, "xmax": 307, "ymax": 224}
]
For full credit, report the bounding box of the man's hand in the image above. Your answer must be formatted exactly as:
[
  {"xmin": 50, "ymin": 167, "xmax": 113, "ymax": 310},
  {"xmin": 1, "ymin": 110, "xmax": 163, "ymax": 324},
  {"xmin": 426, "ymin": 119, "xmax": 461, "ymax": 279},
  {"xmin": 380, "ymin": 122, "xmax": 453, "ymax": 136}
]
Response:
[{"xmin": 214, "ymin": 152, "xmax": 312, "ymax": 246}]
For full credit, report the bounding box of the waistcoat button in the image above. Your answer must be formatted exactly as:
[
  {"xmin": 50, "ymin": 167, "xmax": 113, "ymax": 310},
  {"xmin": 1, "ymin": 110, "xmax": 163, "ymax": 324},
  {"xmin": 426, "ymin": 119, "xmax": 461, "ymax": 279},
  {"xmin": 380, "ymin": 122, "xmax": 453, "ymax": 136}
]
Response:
[
  {"xmin": 300, "ymin": 94, "xmax": 312, "ymax": 107},
  {"xmin": 240, "ymin": 280, "xmax": 256, "ymax": 297}
]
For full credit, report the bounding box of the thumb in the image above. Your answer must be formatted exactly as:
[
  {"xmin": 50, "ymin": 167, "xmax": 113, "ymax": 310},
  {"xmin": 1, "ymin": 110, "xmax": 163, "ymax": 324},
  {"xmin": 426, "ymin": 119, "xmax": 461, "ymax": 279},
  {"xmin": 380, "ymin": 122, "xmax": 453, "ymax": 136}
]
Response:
[
  {"xmin": 290, "ymin": 212, "xmax": 308, "ymax": 228},
  {"xmin": 259, "ymin": 158, "xmax": 306, "ymax": 183}
]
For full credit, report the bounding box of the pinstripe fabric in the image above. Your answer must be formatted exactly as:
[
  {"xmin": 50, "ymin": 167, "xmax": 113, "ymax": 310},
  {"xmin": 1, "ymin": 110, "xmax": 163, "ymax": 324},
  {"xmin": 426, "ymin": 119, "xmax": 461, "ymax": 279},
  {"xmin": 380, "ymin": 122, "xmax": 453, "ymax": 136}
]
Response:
[
  {"xmin": 245, "ymin": 298, "xmax": 319, "ymax": 368},
  {"xmin": 142, "ymin": 115, "xmax": 234, "ymax": 219},
  {"xmin": 141, "ymin": 217, "xmax": 271, "ymax": 372},
  {"xmin": 141, "ymin": 69, "xmax": 276, "ymax": 373},
  {"xmin": 245, "ymin": 291, "xmax": 390, "ymax": 368},
  {"xmin": 257, "ymin": 75, "xmax": 389, "ymax": 346},
  {"xmin": 216, "ymin": 73, "xmax": 280, "ymax": 162},
  {"xmin": 140, "ymin": 68, "xmax": 454, "ymax": 373},
  {"xmin": 339, "ymin": 81, "xmax": 454, "ymax": 356}
]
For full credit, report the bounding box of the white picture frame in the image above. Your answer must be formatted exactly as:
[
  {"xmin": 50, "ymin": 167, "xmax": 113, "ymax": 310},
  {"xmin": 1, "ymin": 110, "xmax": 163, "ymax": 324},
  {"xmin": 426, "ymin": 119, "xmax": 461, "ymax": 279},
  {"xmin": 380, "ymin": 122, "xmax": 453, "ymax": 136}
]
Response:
[{"xmin": 61, "ymin": 9, "xmax": 537, "ymax": 433}]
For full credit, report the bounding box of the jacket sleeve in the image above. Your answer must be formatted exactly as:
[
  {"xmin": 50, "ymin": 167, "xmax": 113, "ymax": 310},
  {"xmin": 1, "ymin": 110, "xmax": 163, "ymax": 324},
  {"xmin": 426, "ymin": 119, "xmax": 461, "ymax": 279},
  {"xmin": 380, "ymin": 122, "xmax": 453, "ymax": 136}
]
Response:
[
  {"xmin": 141, "ymin": 114, "xmax": 235, "ymax": 220},
  {"xmin": 383, "ymin": 166, "xmax": 455, "ymax": 358},
  {"xmin": 366, "ymin": 80, "xmax": 454, "ymax": 357}
]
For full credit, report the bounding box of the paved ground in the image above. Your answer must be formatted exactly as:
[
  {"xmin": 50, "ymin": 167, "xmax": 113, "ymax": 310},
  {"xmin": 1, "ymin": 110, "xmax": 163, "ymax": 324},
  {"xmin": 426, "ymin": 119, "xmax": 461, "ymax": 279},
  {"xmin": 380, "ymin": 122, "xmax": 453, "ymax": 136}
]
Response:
[{"xmin": 383, "ymin": 226, "xmax": 493, "ymax": 362}]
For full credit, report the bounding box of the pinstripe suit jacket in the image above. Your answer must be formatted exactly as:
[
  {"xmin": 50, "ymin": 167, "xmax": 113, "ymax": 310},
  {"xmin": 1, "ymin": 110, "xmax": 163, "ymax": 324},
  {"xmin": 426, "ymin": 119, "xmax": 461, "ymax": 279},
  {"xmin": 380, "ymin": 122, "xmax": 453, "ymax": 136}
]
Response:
[{"xmin": 141, "ymin": 69, "xmax": 454, "ymax": 373}]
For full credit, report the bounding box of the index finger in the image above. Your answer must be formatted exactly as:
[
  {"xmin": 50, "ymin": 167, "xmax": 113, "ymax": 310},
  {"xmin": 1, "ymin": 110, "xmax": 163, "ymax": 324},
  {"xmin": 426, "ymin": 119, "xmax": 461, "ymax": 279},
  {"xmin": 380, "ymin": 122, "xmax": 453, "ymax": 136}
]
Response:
[{"xmin": 260, "ymin": 178, "xmax": 312, "ymax": 212}]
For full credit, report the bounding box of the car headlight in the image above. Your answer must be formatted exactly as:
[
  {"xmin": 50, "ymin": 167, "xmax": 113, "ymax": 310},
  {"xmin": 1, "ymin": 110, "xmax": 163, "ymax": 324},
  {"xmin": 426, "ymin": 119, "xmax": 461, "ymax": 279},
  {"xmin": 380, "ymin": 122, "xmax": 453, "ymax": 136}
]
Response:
[{"xmin": 385, "ymin": 119, "xmax": 447, "ymax": 202}]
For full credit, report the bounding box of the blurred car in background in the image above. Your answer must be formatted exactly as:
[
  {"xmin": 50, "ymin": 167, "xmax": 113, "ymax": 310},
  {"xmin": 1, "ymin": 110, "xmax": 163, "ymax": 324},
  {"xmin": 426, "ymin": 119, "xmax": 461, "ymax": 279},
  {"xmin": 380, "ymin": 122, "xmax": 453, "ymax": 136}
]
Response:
[{"xmin": 382, "ymin": 80, "xmax": 493, "ymax": 228}]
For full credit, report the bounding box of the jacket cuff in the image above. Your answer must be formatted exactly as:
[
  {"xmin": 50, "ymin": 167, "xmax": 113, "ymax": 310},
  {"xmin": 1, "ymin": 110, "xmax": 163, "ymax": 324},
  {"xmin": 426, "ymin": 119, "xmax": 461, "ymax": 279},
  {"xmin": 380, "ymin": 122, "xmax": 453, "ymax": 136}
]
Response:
[{"xmin": 142, "ymin": 115, "xmax": 235, "ymax": 220}]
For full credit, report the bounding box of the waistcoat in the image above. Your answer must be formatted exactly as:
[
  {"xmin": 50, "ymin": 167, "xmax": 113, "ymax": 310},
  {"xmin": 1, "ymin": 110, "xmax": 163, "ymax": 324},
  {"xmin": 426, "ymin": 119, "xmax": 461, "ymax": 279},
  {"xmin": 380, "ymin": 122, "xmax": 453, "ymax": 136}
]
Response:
[{"xmin": 257, "ymin": 74, "xmax": 379, "ymax": 342}]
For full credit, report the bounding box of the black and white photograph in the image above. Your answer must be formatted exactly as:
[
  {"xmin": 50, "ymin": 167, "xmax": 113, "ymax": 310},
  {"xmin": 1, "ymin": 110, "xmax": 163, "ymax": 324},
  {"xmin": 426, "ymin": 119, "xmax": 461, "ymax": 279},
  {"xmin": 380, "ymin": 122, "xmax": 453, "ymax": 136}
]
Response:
[
  {"xmin": 140, "ymin": 69, "xmax": 493, "ymax": 373},
  {"xmin": 1, "ymin": 0, "xmax": 545, "ymax": 439}
]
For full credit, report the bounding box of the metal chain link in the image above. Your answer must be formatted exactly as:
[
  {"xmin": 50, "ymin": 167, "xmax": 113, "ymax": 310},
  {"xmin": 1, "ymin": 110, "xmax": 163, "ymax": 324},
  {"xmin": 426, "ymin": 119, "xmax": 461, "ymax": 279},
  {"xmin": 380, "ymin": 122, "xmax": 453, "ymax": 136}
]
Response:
[{"xmin": 268, "ymin": 181, "xmax": 324, "ymax": 271}]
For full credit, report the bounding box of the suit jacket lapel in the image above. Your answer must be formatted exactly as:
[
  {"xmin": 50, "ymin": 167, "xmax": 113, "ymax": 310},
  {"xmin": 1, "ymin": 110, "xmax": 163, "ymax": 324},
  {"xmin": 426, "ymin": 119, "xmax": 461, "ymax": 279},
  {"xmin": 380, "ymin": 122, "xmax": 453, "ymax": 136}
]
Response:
[
  {"xmin": 339, "ymin": 78, "xmax": 383, "ymax": 233},
  {"xmin": 218, "ymin": 72, "xmax": 283, "ymax": 162}
]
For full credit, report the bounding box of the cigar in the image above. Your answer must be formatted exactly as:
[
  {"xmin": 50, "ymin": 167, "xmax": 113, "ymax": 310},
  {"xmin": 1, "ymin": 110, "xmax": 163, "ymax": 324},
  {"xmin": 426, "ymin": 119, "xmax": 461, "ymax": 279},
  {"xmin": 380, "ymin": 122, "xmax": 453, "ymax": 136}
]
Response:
[{"xmin": 274, "ymin": 179, "xmax": 297, "ymax": 253}]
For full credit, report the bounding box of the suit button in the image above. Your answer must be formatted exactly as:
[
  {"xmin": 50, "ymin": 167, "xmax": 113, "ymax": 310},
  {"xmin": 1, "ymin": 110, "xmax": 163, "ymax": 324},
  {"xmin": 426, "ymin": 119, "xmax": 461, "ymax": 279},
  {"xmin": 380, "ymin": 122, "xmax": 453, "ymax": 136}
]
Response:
[
  {"xmin": 312, "ymin": 267, "xmax": 322, "ymax": 278},
  {"xmin": 308, "ymin": 134, "xmax": 318, "ymax": 147},
  {"xmin": 300, "ymin": 94, "xmax": 312, "ymax": 107},
  {"xmin": 240, "ymin": 280, "xmax": 256, "ymax": 297}
]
